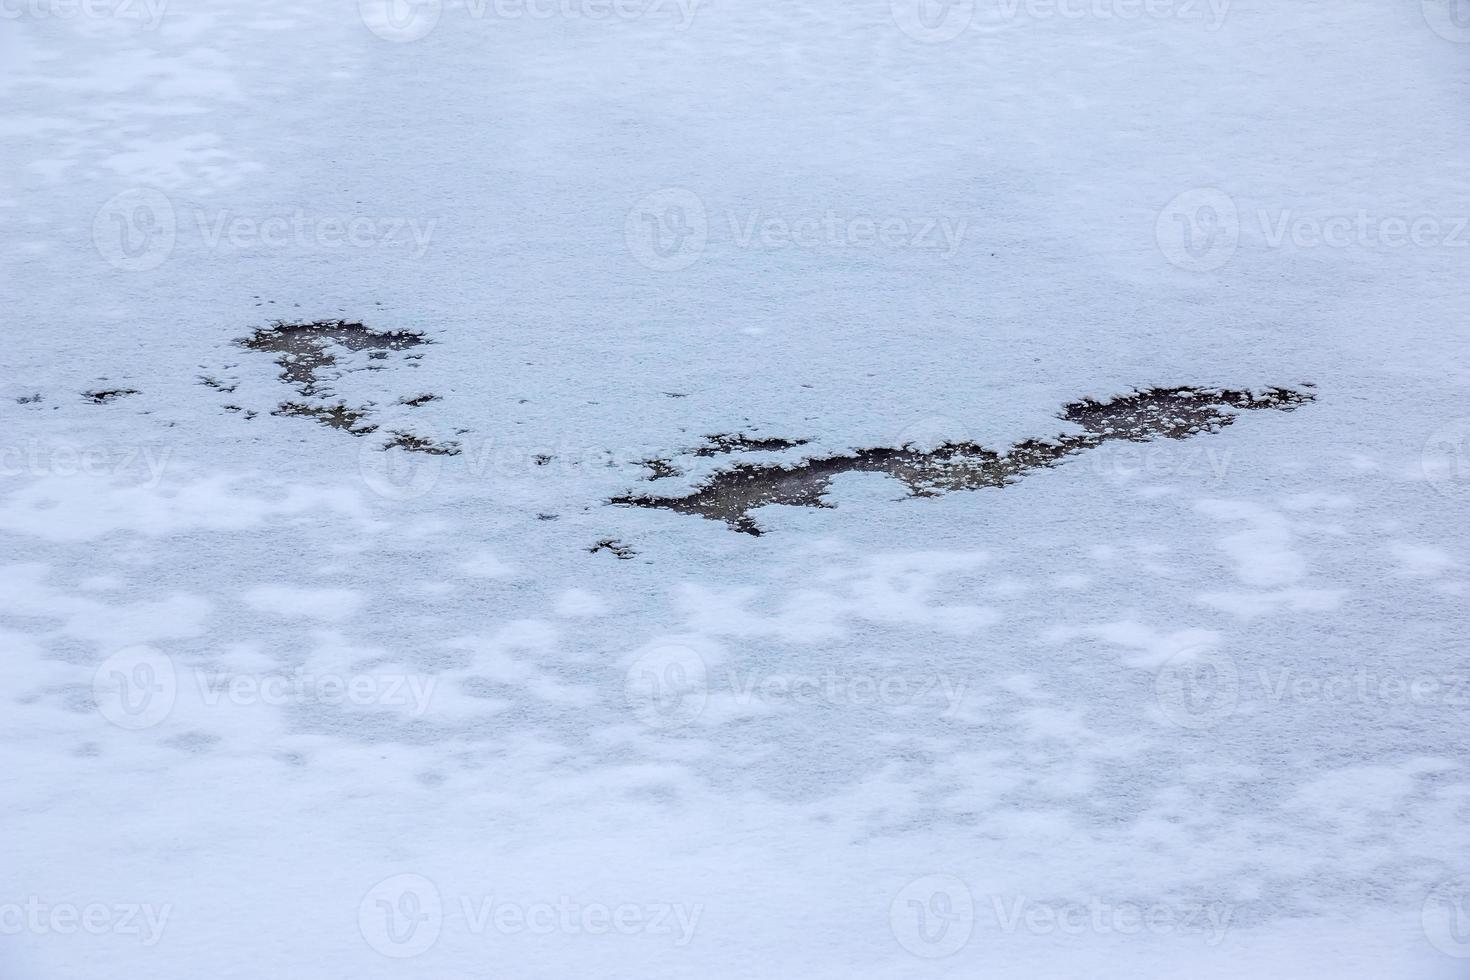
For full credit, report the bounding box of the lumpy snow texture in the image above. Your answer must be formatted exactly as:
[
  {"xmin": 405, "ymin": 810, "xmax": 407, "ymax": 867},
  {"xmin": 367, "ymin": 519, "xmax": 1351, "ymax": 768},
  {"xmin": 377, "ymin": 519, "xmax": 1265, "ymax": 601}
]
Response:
[{"xmin": 4, "ymin": 1, "xmax": 1470, "ymax": 977}]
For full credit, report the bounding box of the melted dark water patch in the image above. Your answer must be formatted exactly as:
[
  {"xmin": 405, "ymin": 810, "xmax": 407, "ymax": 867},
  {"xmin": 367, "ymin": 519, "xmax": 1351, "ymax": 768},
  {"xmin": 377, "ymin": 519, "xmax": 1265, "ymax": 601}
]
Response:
[
  {"xmin": 640, "ymin": 458, "xmax": 684, "ymax": 481},
  {"xmin": 83, "ymin": 388, "xmax": 139, "ymax": 404},
  {"xmin": 589, "ymin": 538, "xmax": 637, "ymax": 559},
  {"xmin": 384, "ymin": 431, "xmax": 462, "ymax": 455},
  {"xmin": 611, "ymin": 386, "xmax": 1314, "ymax": 535},
  {"xmin": 238, "ymin": 320, "xmax": 426, "ymax": 396},
  {"xmin": 198, "ymin": 375, "xmax": 237, "ymax": 393},
  {"xmin": 273, "ymin": 401, "xmax": 378, "ymax": 435},
  {"xmin": 232, "ymin": 320, "xmax": 457, "ymax": 453},
  {"xmin": 692, "ymin": 433, "xmax": 810, "ymax": 456},
  {"xmin": 640, "ymin": 432, "xmax": 812, "ymax": 480}
]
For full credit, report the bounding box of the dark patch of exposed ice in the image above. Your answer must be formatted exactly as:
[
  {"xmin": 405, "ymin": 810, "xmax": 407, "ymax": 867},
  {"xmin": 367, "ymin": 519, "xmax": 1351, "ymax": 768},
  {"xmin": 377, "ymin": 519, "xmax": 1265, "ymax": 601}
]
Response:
[{"xmin": 610, "ymin": 386, "xmax": 1315, "ymax": 535}]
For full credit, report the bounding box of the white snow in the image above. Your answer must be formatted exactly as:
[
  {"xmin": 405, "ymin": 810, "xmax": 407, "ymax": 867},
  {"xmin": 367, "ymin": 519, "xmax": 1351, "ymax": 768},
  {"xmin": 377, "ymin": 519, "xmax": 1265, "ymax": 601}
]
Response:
[{"xmin": 5, "ymin": 0, "xmax": 1470, "ymax": 976}]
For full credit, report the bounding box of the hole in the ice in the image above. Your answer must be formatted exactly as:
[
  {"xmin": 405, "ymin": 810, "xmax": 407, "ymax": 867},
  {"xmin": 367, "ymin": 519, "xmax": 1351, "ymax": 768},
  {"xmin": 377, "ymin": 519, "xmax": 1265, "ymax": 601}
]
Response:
[{"xmin": 610, "ymin": 386, "xmax": 1315, "ymax": 536}]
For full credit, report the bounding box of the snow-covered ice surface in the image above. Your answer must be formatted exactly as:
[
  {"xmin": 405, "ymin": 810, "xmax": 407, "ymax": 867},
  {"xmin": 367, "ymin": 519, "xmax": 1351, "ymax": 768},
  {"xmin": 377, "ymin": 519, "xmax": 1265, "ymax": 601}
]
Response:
[{"xmin": 5, "ymin": 0, "xmax": 1470, "ymax": 976}]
